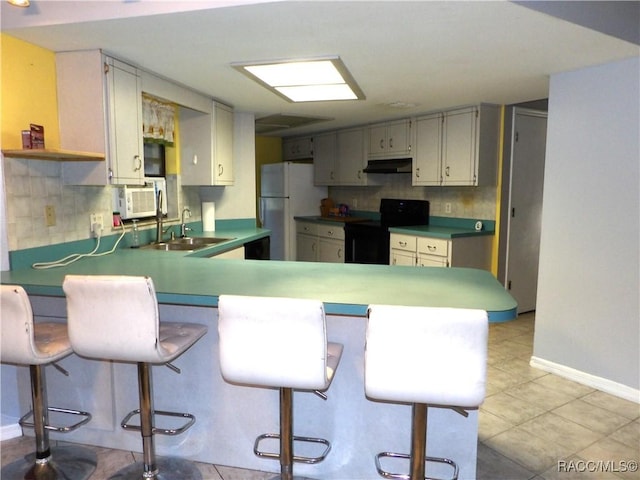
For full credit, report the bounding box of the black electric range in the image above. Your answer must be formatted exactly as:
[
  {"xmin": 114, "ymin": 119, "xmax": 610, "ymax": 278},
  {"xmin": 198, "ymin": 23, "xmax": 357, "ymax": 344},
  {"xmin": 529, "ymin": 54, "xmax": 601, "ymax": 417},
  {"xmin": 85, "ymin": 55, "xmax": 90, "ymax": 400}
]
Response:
[{"xmin": 344, "ymin": 198, "xmax": 430, "ymax": 265}]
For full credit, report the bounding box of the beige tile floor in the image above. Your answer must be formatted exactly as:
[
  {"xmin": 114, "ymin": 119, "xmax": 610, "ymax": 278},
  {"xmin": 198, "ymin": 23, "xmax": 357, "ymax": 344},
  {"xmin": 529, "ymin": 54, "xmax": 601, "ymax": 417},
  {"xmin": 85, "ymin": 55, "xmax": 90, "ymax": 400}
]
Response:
[{"xmin": 2, "ymin": 312, "xmax": 638, "ymax": 479}]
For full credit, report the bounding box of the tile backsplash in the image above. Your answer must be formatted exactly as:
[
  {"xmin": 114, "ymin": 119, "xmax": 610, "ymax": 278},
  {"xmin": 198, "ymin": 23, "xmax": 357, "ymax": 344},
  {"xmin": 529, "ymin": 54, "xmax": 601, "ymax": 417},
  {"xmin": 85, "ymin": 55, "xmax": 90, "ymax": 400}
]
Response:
[
  {"xmin": 330, "ymin": 173, "xmax": 497, "ymax": 219},
  {"xmin": 2, "ymin": 157, "xmax": 191, "ymax": 251},
  {"xmin": 4, "ymin": 156, "xmax": 496, "ymax": 252}
]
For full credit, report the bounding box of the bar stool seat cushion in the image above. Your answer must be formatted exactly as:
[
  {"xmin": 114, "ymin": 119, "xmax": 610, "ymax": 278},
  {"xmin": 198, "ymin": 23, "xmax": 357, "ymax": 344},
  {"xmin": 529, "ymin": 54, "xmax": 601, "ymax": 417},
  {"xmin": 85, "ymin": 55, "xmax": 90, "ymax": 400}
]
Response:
[
  {"xmin": 218, "ymin": 295, "xmax": 342, "ymax": 391},
  {"xmin": 63, "ymin": 275, "xmax": 207, "ymax": 364},
  {"xmin": 365, "ymin": 305, "xmax": 488, "ymax": 407},
  {"xmin": 1, "ymin": 285, "xmax": 72, "ymax": 365}
]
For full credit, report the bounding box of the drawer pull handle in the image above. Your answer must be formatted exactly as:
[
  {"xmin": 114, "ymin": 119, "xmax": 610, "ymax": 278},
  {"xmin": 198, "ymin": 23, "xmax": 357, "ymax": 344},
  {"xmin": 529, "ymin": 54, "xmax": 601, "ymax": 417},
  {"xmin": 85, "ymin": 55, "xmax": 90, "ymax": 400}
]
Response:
[
  {"xmin": 399, "ymin": 241, "xmax": 407, "ymax": 247},
  {"xmin": 428, "ymin": 245, "xmax": 437, "ymax": 251}
]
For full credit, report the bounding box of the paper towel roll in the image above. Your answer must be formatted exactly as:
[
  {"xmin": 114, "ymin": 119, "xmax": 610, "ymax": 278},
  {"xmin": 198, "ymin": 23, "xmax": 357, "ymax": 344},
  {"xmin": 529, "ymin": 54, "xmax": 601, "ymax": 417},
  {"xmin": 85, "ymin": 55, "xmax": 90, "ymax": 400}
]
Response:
[{"xmin": 202, "ymin": 202, "xmax": 215, "ymax": 231}]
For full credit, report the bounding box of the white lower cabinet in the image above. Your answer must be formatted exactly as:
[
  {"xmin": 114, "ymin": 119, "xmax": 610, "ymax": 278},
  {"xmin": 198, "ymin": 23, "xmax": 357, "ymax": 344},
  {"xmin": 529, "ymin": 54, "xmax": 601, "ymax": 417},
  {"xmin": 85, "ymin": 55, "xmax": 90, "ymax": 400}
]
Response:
[
  {"xmin": 296, "ymin": 221, "xmax": 319, "ymax": 262},
  {"xmin": 296, "ymin": 221, "xmax": 344, "ymax": 263},
  {"xmin": 390, "ymin": 232, "xmax": 492, "ymax": 270},
  {"xmin": 389, "ymin": 233, "xmax": 417, "ymax": 266}
]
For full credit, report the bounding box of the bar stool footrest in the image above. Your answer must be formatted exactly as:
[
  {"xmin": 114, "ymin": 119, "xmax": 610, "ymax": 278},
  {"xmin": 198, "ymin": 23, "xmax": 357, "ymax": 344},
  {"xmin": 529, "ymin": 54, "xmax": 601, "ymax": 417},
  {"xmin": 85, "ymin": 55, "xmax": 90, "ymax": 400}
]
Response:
[
  {"xmin": 254, "ymin": 433, "xmax": 332, "ymax": 464},
  {"xmin": 121, "ymin": 408, "xmax": 196, "ymax": 436},
  {"xmin": 375, "ymin": 451, "xmax": 459, "ymax": 480},
  {"xmin": 19, "ymin": 406, "xmax": 92, "ymax": 433}
]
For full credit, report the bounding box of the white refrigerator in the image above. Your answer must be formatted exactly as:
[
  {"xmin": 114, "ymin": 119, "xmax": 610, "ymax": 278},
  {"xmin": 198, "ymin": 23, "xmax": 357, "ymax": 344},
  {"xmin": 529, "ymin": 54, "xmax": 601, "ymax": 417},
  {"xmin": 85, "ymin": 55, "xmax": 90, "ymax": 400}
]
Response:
[{"xmin": 260, "ymin": 162, "xmax": 327, "ymax": 261}]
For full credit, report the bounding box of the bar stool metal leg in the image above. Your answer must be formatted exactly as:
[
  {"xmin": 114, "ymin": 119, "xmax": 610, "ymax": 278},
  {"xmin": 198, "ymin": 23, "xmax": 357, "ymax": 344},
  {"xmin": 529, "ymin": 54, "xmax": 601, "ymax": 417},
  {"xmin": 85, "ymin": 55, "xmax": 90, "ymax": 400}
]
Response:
[
  {"xmin": 280, "ymin": 387, "xmax": 293, "ymax": 480},
  {"xmin": 1, "ymin": 364, "xmax": 97, "ymax": 480},
  {"xmin": 410, "ymin": 403, "xmax": 427, "ymax": 480},
  {"xmin": 374, "ymin": 404, "xmax": 460, "ymax": 480},
  {"xmin": 108, "ymin": 363, "xmax": 202, "ymax": 480}
]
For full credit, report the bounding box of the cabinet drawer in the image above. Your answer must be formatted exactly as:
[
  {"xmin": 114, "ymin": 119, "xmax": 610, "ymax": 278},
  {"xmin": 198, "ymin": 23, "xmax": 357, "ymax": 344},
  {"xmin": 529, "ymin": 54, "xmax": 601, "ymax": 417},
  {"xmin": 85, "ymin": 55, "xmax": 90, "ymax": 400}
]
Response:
[
  {"xmin": 417, "ymin": 237, "xmax": 449, "ymax": 257},
  {"xmin": 317, "ymin": 225, "xmax": 344, "ymax": 241},
  {"xmin": 296, "ymin": 222, "xmax": 318, "ymax": 236},
  {"xmin": 390, "ymin": 233, "xmax": 417, "ymax": 252}
]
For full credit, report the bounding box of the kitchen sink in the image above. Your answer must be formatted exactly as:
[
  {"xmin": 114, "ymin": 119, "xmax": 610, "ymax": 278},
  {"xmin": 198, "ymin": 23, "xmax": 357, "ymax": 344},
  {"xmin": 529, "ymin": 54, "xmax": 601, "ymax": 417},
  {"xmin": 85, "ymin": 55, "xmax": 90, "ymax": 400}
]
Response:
[
  {"xmin": 141, "ymin": 237, "xmax": 235, "ymax": 252},
  {"xmin": 170, "ymin": 237, "xmax": 233, "ymax": 245}
]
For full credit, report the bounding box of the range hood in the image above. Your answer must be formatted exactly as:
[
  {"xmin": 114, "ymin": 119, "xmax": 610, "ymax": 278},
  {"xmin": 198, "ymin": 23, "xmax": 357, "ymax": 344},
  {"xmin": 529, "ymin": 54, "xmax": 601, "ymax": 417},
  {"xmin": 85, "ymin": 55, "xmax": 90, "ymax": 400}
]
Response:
[{"xmin": 363, "ymin": 158, "xmax": 412, "ymax": 174}]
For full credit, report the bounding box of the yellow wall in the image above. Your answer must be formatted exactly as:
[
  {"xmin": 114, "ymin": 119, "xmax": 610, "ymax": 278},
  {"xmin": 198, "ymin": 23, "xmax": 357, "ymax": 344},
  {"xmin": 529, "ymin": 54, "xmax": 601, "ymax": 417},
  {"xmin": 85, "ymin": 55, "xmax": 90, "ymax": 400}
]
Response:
[
  {"xmin": 1, "ymin": 34, "xmax": 60, "ymax": 150},
  {"xmin": 254, "ymin": 136, "xmax": 282, "ymax": 224}
]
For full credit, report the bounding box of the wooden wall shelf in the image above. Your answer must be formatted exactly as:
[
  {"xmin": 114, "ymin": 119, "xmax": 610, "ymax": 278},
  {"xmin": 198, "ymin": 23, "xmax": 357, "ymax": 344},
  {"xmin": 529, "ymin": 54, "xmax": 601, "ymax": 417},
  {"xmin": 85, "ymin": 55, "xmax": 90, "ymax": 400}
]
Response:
[{"xmin": 2, "ymin": 148, "xmax": 105, "ymax": 162}]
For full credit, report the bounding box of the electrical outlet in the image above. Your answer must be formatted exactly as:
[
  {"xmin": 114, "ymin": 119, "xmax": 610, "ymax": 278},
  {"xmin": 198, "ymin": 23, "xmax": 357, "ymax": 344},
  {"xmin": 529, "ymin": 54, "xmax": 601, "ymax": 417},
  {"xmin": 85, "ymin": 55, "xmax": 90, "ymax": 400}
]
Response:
[
  {"xmin": 445, "ymin": 202, "xmax": 452, "ymax": 214},
  {"xmin": 89, "ymin": 213, "xmax": 104, "ymax": 237},
  {"xmin": 45, "ymin": 205, "xmax": 56, "ymax": 226}
]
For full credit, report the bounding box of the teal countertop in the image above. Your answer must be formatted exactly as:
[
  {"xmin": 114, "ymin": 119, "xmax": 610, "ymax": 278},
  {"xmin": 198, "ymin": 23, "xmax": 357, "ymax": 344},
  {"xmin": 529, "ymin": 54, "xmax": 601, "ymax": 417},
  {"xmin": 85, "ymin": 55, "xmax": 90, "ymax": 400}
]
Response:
[
  {"xmin": 2, "ymin": 221, "xmax": 516, "ymax": 322},
  {"xmin": 295, "ymin": 215, "xmax": 495, "ymax": 239}
]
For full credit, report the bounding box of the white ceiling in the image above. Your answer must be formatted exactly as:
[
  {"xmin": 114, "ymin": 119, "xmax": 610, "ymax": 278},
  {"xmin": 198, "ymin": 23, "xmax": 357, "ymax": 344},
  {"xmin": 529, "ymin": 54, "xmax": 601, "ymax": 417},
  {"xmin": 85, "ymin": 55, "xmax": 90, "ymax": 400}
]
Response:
[{"xmin": 2, "ymin": 1, "xmax": 638, "ymax": 136}]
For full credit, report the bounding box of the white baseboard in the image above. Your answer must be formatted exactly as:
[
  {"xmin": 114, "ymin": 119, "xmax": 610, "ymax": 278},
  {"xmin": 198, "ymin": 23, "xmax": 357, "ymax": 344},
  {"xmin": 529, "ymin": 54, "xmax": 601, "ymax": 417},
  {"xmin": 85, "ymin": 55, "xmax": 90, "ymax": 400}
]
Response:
[
  {"xmin": 1, "ymin": 422, "xmax": 22, "ymax": 441},
  {"xmin": 530, "ymin": 356, "xmax": 640, "ymax": 404}
]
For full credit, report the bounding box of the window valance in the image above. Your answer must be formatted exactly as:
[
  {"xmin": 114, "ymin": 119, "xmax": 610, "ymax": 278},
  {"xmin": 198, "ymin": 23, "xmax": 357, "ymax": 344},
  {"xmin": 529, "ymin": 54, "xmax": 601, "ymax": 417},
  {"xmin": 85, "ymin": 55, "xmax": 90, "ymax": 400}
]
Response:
[{"xmin": 142, "ymin": 94, "xmax": 175, "ymax": 146}]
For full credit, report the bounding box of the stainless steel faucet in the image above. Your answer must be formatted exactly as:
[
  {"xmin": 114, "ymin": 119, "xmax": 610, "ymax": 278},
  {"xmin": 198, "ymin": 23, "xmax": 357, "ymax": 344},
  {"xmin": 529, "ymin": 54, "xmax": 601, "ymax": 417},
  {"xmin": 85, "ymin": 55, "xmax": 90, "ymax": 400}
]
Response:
[{"xmin": 180, "ymin": 207, "xmax": 192, "ymax": 238}]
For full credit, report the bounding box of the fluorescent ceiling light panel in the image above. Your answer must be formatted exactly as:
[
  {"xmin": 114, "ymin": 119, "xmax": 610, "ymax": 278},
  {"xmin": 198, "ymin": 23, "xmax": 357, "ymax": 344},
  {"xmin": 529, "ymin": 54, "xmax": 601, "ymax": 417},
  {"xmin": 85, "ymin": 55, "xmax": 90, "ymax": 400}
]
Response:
[{"xmin": 234, "ymin": 57, "xmax": 365, "ymax": 102}]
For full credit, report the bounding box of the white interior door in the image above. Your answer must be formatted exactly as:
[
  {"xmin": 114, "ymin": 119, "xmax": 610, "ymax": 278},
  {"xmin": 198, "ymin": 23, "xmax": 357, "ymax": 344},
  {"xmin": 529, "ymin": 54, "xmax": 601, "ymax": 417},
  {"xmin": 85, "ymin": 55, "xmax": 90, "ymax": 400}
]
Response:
[{"xmin": 506, "ymin": 109, "xmax": 547, "ymax": 313}]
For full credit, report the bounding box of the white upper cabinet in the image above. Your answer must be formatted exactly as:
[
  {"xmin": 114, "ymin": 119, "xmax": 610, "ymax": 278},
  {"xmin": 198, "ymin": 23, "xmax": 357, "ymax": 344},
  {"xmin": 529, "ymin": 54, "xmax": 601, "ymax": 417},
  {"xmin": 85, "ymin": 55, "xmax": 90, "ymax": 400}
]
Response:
[
  {"xmin": 412, "ymin": 113, "xmax": 443, "ymax": 186},
  {"xmin": 313, "ymin": 132, "xmax": 337, "ymax": 185},
  {"xmin": 283, "ymin": 136, "xmax": 313, "ymax": 161},
  {"xmin": 57, "ymin": 50, "xmax": 144, "ymax": 185},
  {"xmin": 413, "ymin": 104, "xmax": 500, "ymax": 186},
  {"xmin": 180, "ymin": 102, "xmax": 234, "ymax": 186},
  {"xmin": 336, "ymin": 127, "xmax": 368, "ymax": 185},
  {"xmin": 314, "ymin": 127, "xmax": 369, "ymax": 186},
  {"xmin": 368, "ymin": 119, "xmax": 412, "ymax": 159}
]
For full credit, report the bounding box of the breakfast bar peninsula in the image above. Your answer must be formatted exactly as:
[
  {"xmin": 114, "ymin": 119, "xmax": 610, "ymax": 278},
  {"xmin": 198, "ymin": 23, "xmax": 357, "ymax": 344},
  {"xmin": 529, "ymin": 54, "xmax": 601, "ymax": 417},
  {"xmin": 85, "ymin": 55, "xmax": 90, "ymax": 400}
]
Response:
[{"xmin": 1, "ymin": 233, "xmax": 516, "ymax": 479}]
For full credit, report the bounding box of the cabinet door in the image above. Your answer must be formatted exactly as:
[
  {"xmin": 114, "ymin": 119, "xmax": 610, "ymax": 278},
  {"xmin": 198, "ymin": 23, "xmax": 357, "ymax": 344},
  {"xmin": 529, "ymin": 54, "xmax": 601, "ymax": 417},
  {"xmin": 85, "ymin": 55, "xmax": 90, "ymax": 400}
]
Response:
[
  {"xmin": 368, "ymin": 124, "xmax": 387, "ymax": 157},
  {"xmin": 442, "ymin": 107, "xmax": 477, "ymax": 186},
  {"xmin": 107, "ymin": 59, "xmax": 144, "ymax": 185},
  {"xmin": 390, "ymin": 249, "xmax": 416, "ymax": 266},
  {"xmin": 284, "ymin": 136, "xmax": 313, "ymax": 160},
  {"xmin": 386, "ymin": 119, "xmax": 411, "ymax": 156},
  {"xmin": 319, "ymin": 237, "xmax": 344, "ymax": 263},
  {"xmin": 214, "ymin": 103, "xmax": 234, "ymax": 185},
  {"xmin": 180, "ymin": 108, "xmax": 213, "ymax": 185},
  {"xmin": 337, "ymin": 128, "xmax": 366, "ymax": 185},
  {"xmin": 313, "ymin": 132, "xmax": 337, "ymax": 185},
  {"xmin": 297, "ymin": 234, "xmax": 317, "ymax": 261},
  {"xmin": 413, "ymin": 113, "xmax": 442, "ymax": 186}
]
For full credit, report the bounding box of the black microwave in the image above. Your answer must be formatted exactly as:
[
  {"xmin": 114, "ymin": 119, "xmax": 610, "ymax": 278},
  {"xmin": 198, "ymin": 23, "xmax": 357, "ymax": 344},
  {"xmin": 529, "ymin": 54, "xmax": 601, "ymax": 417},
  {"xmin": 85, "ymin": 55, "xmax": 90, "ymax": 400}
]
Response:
[{"xmin": 144, "ymin": 142, "xmax": 165, "ymax": 177}]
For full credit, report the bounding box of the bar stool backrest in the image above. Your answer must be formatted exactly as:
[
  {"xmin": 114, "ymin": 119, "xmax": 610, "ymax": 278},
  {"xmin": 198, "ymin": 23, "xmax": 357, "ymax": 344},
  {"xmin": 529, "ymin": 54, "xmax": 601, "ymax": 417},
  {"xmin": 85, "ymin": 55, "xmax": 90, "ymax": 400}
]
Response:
[
  {"xmin": 365, "ymin": 305, "xmax": 488, "ymax": 408},
  {"xmin": 218, "ymin": 295, "xmax": 330, "ymax": 390},
  {"xmin": 63, "ymin": 275, "xmax": 165, "ymax": 363},
  {"xmin": 1, "ymin": 285, "xmax": 71, "ymax": 365}
]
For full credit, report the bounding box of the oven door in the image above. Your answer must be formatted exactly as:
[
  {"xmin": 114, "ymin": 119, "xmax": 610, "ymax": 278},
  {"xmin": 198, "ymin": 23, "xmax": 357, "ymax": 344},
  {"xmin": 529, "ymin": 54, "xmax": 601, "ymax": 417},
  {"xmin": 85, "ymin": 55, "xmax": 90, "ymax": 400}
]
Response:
[{"xmin": 344, "ymin": 222, "xmax": 387, "ymax": 265}]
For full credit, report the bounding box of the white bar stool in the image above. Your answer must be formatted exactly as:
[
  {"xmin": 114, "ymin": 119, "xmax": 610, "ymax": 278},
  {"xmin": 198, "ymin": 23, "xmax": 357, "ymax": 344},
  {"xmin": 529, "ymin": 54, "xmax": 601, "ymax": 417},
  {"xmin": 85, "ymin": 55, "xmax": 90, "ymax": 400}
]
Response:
[
  {"xmin": 365, "ymin": 305, "xmax": 488, "ymax": 480},
  {"xmin": 218, "ymin": 295, "xmax": 343, "ymax": 480},
  {"xmin": 0, "ymin": 285, "xmax": 96, "ymax": 480},
  {"xmin": 63, "ymin": 275, "xmax": 208, "ymax": 480}
]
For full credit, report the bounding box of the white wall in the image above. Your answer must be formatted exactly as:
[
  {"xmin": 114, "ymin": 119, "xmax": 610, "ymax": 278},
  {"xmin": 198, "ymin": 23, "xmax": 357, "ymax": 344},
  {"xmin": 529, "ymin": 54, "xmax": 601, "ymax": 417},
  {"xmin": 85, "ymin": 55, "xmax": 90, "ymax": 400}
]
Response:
[{"xmin": 532, "ymin": 57, "xmax": 639, "ymax": 400}]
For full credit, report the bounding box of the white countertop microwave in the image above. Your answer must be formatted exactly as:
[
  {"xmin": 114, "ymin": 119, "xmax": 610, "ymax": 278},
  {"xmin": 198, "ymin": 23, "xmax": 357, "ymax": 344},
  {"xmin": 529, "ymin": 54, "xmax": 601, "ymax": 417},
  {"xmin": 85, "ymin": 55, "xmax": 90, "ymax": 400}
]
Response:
[{"xmin": 114, "ymin": 178, "xmax": 167, "ymax": 220}]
